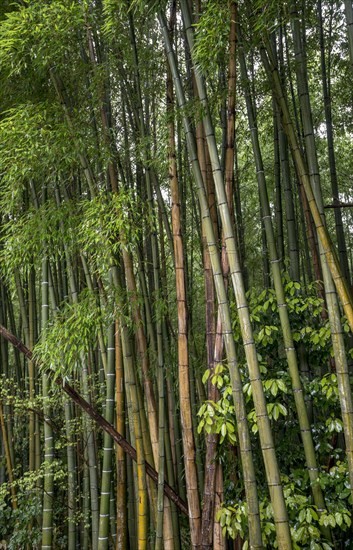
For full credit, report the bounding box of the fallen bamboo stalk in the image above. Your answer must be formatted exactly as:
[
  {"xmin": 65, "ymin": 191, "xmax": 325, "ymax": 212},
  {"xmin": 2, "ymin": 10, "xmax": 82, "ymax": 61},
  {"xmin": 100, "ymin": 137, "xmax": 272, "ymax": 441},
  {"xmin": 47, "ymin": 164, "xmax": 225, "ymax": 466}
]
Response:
[{"xmin": 0, "ymin": 323, "xmax": 188, "ymax": 517}]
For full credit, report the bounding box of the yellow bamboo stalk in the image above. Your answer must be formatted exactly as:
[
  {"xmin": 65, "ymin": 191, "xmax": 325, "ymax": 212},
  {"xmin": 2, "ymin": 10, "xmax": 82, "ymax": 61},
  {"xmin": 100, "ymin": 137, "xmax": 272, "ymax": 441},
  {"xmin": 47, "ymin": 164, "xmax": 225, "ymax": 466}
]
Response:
[
  {"xmin": 262, "ymin": 43, "xmax": 353, "ymax": 334},
  {"xmin": 0, "ymin": 401, "xmax": 17, "ymax": 509}
]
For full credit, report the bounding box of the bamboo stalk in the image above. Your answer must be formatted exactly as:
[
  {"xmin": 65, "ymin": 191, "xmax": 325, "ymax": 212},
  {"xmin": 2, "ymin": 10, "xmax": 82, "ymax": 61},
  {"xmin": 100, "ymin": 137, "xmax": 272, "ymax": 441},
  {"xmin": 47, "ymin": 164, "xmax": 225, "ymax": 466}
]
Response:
[
  {"xmin": 318, "ymin": 0, "xmax": 351, "ymax": 286},
  {"xmin": 0, "ymin": 322, "xmax": 189, "ymax": 516},
  {"xmin": 115, "ymin": 319, "xmax": 127, "ymax": 550},
  {"xmin": 261, "ymin": 40, "xmax": 353, "ymax": 336},
  {"xmin": 158, "ymin": 11, "xmax": 263, "ymax": 549},
  {"xmin": 98, "ymin": 323, "xmax": 115, "ymax": 550},
  {"xmin": 178, "ymin": 3, "xmax": 291, "ymax": 547},
  {"xmin": 0, "ymin": 401, "xmax": 17, "ymax": 508},
  {"xmin": 261, "ymin": 10, "xmax": 353, "ymax": 500},
  {"xmin": 239, "ymin": 39, "xmax": 331, "ymax": 540}
]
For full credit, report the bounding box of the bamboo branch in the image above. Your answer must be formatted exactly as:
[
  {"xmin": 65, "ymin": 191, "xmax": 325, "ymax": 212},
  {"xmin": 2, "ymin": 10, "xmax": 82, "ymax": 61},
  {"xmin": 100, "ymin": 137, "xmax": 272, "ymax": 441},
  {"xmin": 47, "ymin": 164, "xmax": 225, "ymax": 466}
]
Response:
[
  {"xmin": 324, "ymin": 203, "xmax": 353, "ymax": 209},
  {"xmin": 0, "ymin": 323, "xmax": 188, "ymax": 517}
]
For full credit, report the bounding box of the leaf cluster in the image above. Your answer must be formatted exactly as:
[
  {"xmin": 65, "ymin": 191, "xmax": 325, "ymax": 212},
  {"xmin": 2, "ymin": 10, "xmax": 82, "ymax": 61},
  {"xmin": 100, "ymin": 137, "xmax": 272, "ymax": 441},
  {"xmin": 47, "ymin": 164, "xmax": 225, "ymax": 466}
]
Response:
[
  {"xmin": 218, "ymin": 468, "xmax": 352, "ymax": 549},
  {"xmin": 33, "ymin": 288, "xmax": 111, "ymax": 379},
  {"xmin": 0, "ymin": 102, "xmax": 79, "ymax": 214},
  {"xmin": 193, "ymin": 0, "xmax": 230, "ymax": 76},
  {"xmin": 0, "ymin": 1, "xmax": 84, "ymax": 76}
]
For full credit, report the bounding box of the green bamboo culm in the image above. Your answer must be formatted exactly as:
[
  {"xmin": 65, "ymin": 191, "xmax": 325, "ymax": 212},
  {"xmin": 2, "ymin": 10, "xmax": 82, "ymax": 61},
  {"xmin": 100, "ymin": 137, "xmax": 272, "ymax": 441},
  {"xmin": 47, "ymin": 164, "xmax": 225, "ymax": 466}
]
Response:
[
  {"xmin": 238, "ymin": 36, "xmax": 331, "ymax": 542},
  {"xmin": 119, "ymin": 314, "xmax": 148, "ymax": 549},
  {"xmin": 344, "ymin": 0, "xmax": 353, "ymax": 75},
  {"xmin": 54, "ymin": 186, "xmax": 100, "ymax": 549},
  {"xmin": 260, "ymin": 37, "xmax": 353, "ymax": 336},
  {"xmin": 115, "ymin": 319, "xmax": 128, "ymax": 550},
  {"xmin": 178, "ymin": 2, "xmax": 292, "ymax": 548},
  {"xmin": 261, "ymin": 23, "xmax": 353, "ymax": 503},
  {"xmin": 98, "ymin": 322, "xmax": 116, "ymax": 550},
  {"xmin": 318, "ymin": 0, "xmax": 351, "ymax": 285},
  {"xmin": 289, "ymin": 0, "xmax": 353, "ymax": 500},
  {"xmin": 31, "ymin": 180, "xmax": 54, "ymax": 550},
  {"xmin": 158, "ymin": 10, "xmax": 264, "ymax": 549},
  {"xmin": 46, "ymin": 256, "xmax": 77, "ymax": 550},
  {"xmin": 41, "ymin": 242, "xmax": 54, "ymax": 549},
  {"xmin": 64, "ymin": 398, "xmax": 77, "ymax": 550},
  {"xmin": 153, "ymin": 228, "xmax": 166, "ymax": 550}
]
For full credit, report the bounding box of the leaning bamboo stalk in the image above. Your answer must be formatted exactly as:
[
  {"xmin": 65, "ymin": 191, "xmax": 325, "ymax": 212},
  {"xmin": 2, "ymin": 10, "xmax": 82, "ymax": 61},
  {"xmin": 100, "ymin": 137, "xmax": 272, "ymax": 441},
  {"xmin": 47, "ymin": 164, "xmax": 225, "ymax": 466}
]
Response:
[
  {"xmin": 290, "ymin": 5, "xmax": 353, "ymax": 500},
  {"xmin": 0, "ymin": 325, "xmax": 188, "ymax": 516},
  {"xmin": 239, "ymin": 41, "xmax": 331, "ymax": 540},
  {"xmin": 0, "ymin": 322, "xmax": 189, "ymax": 516},
  {"xmin": 179, "ymin": 3, "xmax": 291, "ymax": 547},
  {"xmin": 261, "ymin": 40, "xmax": 353, "ymax": 336},
  {"xmin": 158, "ymin": 11, "xmax": 263, "ymax": 549},
  {"xmin": 261, "ymin": 22, "xmax": 353, "ymax": 500},
  {"xmin": 318, "ymin": 0, "xmax": 351, "ymax": 285},
  {"xmin": 202, "ymin": 4, "xmax": 237, "ymax": 546}
]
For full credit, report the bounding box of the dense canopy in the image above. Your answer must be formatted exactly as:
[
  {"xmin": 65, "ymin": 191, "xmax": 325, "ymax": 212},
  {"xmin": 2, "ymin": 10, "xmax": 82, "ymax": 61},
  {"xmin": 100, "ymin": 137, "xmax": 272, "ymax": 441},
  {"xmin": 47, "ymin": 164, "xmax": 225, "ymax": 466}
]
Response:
[{"xmin": 0, "ymin": 1, "xmax": 353, "ymax": 549}]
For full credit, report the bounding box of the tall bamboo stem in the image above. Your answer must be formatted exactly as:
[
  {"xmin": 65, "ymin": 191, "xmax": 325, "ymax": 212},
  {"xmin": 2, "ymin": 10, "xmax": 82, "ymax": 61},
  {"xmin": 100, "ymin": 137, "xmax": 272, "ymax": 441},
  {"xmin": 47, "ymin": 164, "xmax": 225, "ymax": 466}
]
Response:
[
  {"xmin": 179, "ymin": 3, "xmax": 291, "ymax": 547},
  {"xmin": 158, "ymin": 11, "xmax": 263, "ymax": 548}
]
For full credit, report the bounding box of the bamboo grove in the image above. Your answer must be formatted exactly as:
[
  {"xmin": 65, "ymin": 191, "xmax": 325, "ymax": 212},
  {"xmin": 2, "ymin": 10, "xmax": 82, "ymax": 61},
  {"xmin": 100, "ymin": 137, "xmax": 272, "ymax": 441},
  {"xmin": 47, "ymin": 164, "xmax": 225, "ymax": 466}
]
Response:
[{"xmin": 1, "ymin": 0, "xmax": 353, "ymax": 548}]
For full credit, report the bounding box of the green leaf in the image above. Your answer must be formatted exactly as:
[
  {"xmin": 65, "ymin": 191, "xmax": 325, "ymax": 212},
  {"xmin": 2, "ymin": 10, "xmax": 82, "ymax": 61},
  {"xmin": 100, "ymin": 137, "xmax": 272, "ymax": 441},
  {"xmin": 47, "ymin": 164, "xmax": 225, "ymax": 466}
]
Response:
[
  {"xmin": 202, "ymin": 369, "xmax": 210, "ymax": 384},
  {"xmin": 298, "ymin": 509, "xmax": 306, "ymax": 523},
  {"xmin": 335, "ymin": 512, "xmax": 342, "ymax": 526}
]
